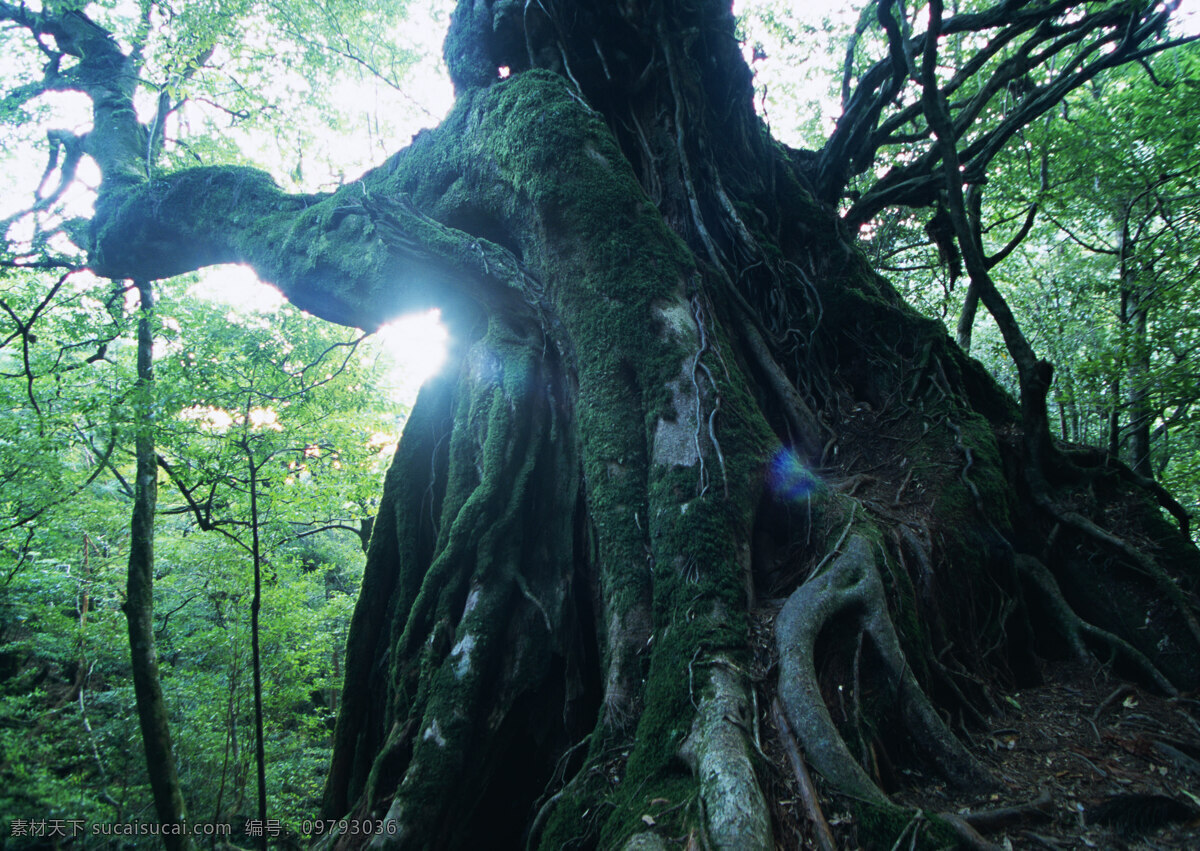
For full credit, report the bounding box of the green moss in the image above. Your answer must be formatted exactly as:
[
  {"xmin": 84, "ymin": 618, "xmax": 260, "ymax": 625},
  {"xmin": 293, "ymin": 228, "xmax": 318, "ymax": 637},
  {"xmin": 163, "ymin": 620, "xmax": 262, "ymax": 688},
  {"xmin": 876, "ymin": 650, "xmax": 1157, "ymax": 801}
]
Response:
[
  {"xmin": 329, "ymin": 68, "xmax": 800, "ymax": 842},
  {"xmin": 600, "ymin": 776, "xmax": 701, "ymax": 849},
  {"xmin": 535, "ymin": 774, "xmax": 603, "ymax": 850}
]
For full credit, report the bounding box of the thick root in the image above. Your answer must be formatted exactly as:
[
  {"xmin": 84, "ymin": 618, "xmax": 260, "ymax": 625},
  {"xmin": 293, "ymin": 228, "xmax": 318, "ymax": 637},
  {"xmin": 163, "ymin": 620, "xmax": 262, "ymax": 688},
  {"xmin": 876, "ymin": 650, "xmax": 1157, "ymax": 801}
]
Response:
[
  {"xmin": 1015, "ymin": 554, "xmax": 1177, "ymax": 695},
  {"xmin": 1034, "ymin": 494, "xmax": 1200, "ymax": 650},
  {"xmin": 679, "ymin": 657, "xmax": 772, "ymax": 849},
  {"xmin": 776, "ymin": 533, "xmax": 994, "ymax": 808}
]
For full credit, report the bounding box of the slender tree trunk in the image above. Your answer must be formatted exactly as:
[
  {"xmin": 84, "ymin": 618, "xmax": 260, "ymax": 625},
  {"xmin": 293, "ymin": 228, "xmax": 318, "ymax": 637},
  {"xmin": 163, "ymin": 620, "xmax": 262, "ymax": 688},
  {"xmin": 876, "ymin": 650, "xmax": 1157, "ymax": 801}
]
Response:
[
  {"xmin": 1108, "ymin": 377, "xmax": 1122, "ymax": 458},
  {"xmin": 955, "ymin": 279, "xmax": 980, "ymax": 352},
  {"xmin": 1126, "ymin": 292, "xmax": 1153, "ymax": 477},
  {"xmin": 1117, "ymin": 202, "xmax": 1153, "ymax": 477},
  {"xmin": 247, "ymin": 443, "xmax": 268, "ymax": 849},
  {"xmin": 122, "ymin": 280, "xmax": 192, "ymax": 851}
]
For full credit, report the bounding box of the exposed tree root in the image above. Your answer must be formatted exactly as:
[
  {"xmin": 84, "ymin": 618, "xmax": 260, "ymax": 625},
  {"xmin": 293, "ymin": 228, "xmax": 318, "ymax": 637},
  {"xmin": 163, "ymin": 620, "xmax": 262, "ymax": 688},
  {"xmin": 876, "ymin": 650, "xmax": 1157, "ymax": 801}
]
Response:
[
  {"xmin": 961, "ymin": 789, "xmax": 1054, "ymax": 834},
  {"xmin": 679, "ymin": 657, "xmax": 772, "ymax": 849},
  {"xmin": 934, "ymin": 814, "xmax": 1004, "ymax": 851},
  {"xmin": 1013, "ymin": 554, "xmax": 1177, "ymax": 696},
  {"xmin": 1064, "ymin": 448, "xmax": 1193, "ymax": 537},
  {"xmin": 1032, "ymin": 494, "xmax": 1200, "ymax": 650},
  {"xmin": 776, "ymin": 531, "xmax": 995, "ymax": 811}
]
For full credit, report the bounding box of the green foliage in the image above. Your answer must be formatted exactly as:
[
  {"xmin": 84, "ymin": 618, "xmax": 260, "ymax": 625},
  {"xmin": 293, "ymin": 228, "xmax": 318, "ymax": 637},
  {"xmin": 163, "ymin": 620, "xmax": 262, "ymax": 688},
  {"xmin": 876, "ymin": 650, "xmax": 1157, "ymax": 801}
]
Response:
[
  {"xmin": 874, "ymin": 43, "xmax": 1200, "ymax": 536},
  {"xmin": 0, "ymin": 0, "xmax": 451, "ymax": 255},
  {"xmin": 0, "ymin": 26, "xmax": 433, "ymax": 820},
  {"xmin": 736, "ymin": 0, "xmax": 840, "ymax": 148},
  {"xmin": 0, "ymin": 258, "xmax": 409, "ymax": 840},
  {"xmin": 0, "ymin": 269, "xmax": 127, "ymax": 530},
  {"xmin": 112, "ymin": 0, "xmax": 438, "ymax": 182}
]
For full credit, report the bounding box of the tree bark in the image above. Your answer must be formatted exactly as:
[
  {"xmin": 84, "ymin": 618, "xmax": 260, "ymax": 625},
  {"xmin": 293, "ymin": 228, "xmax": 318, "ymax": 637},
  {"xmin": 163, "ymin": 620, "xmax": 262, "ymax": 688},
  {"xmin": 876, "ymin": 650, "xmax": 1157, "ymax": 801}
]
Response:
[
  {"xmin": 123, "ymin": 280, "xmax": 192, "ymax": 850},
  {"xmin": 1127, "ymin": 293, "xmax": 1153, "ymax": 477},
  {"xmin": 1119, "ymin": 223, "xmax": 1154, "ymax": 478},
  {"xmin": 247, "ymin": 442, "xmax": 268, "ymax": 850}
]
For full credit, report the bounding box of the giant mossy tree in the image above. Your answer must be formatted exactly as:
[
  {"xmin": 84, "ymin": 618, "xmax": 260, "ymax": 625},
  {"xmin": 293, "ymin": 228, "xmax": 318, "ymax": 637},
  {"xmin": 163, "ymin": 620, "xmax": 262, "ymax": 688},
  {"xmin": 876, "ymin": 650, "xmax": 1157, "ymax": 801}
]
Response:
[{"xmin": 4, "ymin": 0, "xmax": 1200, "ymax": 848}]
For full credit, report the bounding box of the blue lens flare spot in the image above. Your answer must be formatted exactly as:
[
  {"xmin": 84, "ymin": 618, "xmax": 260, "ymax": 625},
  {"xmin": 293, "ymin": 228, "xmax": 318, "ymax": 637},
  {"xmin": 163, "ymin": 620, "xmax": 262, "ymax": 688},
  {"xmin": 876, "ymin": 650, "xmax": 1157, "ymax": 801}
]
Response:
[{"xmin": 768, "ymin": 447, "xmax": 820, "ymax": 503}]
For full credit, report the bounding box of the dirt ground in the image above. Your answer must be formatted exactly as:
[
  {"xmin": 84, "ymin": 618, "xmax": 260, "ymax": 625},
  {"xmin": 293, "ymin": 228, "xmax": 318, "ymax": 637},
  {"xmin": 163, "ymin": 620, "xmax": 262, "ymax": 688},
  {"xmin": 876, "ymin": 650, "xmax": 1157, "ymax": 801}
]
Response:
[{"xmin": 761, "ymin": 655, "xmax": 1200, "ymax": 850}]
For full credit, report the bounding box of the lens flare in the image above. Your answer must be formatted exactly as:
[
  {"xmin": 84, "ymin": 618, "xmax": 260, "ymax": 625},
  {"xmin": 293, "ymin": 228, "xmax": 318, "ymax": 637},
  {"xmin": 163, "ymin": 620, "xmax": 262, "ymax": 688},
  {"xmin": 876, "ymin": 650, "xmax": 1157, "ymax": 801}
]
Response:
[{"xmin": 767, "ymin": 447, "xmax": 820, "ymax": 502}]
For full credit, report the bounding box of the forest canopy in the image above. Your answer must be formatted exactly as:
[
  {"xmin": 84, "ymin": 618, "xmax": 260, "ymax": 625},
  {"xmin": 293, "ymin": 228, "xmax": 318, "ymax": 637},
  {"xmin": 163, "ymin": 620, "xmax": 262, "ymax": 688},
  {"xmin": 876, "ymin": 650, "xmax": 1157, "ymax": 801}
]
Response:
[{"xmin": 2, "ymin": 0, "xmax": 1199, "ymax": 849}]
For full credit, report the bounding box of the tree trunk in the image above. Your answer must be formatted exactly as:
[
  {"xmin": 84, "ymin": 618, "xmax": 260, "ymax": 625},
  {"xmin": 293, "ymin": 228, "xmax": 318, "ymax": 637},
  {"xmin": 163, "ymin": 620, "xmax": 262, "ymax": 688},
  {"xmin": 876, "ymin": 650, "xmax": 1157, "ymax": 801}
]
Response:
[
  {"xmin": 247, "ymin": 442, "xmax": 268, "ymax": 850},
  {"xmin": 1119, "ymin": 201, "xmax": 1155, "ymax": 478},
  {"xmin": 123, "ymin": 281, "xmax": 192, "ymax": 850},
  {"xmin": 71, "ymin": 1, "xmax": 1200, "ymax": 848},
  {"xmin": 1126, "ymin": 290, "xmax": 1154, "ymax": 478}
]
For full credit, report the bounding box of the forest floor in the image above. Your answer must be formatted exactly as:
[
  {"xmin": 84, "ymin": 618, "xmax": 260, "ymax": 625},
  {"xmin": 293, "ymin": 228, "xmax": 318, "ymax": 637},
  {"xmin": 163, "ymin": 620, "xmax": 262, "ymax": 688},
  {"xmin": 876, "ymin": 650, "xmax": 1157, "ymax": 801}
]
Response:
[
  {"xmin": 761, "ymin": 658, "xmax": 1200, "ymax": 850},
  {"xmin": 752, "ymin": 400, "xmax": 1200, "ymax": 849}
]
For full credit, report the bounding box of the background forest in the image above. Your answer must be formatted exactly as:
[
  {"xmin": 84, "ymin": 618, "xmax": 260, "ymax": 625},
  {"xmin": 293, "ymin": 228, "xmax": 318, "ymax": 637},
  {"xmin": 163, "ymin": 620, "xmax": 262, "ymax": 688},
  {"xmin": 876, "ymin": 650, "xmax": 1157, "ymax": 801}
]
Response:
[{"xmin": 2, "ymin": 0, "xmax": 1198, "ymax": 845}]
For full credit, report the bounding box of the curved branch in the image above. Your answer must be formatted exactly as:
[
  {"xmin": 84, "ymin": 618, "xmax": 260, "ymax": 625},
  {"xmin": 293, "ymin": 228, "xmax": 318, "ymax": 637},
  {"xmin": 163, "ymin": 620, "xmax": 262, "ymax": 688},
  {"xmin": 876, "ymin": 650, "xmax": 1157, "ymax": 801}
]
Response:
[
  {"xmin": 836, "ymin": 0, "xmax": 1189, "ymax": 228},
  {"xmin": 0, "ymin": 3, "xmax": 148, "ymax": 186},
  {"xmin": 1, "ymin": 5, "xmax": 531, "ymax": 334},
  {"xmin": 919, "ymin": 0, "xmax": 1059, "ymax": 479},
  {"xmin": 87, "ymin": 162, "xmax": 530, "ymax": 330}
]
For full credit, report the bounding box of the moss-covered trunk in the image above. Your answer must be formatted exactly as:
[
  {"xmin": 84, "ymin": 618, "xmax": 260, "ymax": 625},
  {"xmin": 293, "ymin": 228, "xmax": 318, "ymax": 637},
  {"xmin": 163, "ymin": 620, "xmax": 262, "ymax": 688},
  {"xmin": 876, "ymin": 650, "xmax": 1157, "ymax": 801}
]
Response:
[{"xmin": 68, "ymin": 0, "xmax": 1200, "ymax": 848}]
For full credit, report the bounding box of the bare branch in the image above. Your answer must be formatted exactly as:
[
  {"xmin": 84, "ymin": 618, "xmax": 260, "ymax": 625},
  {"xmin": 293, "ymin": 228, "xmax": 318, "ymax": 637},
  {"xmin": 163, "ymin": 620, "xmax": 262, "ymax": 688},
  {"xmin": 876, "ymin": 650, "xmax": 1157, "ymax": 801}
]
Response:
[
  {"xmin": 986, "ymin": 203, "xmax": 1038, "ymax": 269},
  {"xmin": 827, "ymin": 0, "xmax": 1190, "ymax": 230},
  {"xmin": 919, "ymin": 0, "xmax": 1060, "ymax": 479}
]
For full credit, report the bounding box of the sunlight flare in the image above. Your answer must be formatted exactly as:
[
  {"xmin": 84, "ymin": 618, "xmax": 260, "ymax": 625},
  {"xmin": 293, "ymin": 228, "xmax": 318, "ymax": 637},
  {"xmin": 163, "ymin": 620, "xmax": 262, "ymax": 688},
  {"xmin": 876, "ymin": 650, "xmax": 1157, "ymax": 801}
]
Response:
[
  {"xmin": 192, "ymin": 265, "xmax": 450, "ymax": 405},
  {"xmin": 376, "ymin": 310, "xmax": 449, "ymax": 403}
]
